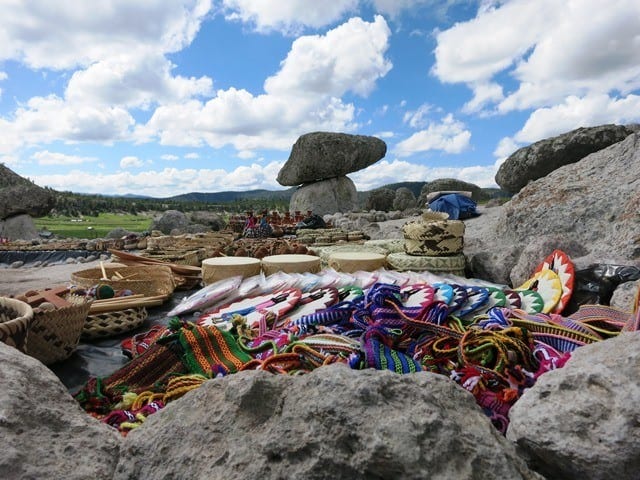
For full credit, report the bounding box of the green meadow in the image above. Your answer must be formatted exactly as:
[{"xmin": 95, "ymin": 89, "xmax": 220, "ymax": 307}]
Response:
[{"xmin": 34, "ymin": 213, "xmax": 154, "ymax": 239}]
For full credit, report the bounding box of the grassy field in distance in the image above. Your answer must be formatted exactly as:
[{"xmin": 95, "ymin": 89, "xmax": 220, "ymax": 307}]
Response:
[{"xmin": 34, "ymin": 213, "xmax": 153, "ymax": 239}]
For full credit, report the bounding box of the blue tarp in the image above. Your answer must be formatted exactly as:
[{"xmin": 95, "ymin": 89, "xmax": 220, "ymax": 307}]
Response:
[{"xmin": 428, "ymin": 193, "xmax": 478, "ymax": 220}]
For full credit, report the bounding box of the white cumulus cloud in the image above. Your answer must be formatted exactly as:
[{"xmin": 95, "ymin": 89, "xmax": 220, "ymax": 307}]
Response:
[
  {"xmin": 0, "ymin": 0, "xmax": 212, "ymax": 69},
  {"xmin": 31, "ymin": 150, "xmax": 97, "ymax": 166},
  {"xmin": 222, "ymin": 0, "xmax": 358, "ymax": 34},
  {"xmin": 120, "ymin": 156, "xmax": 144, "ymax": 169},
  {"xmin": 395, "ymin": 114, "xmax": 471, "ymax": 156}
]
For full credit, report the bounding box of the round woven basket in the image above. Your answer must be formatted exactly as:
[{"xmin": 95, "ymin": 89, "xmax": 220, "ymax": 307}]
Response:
[
  {"xmin": 261, "ymin": 254, "xmax": 321, "ymax": 276},
  {"xmin": 363, "ymin": 239, "xmax": 405, "ymax": 254},
  {"xmin": 26, "ymin": 294, "xmax": 92, "ymax": 365},
  {"xmin": 82, "ymin": 307, "xmax": 148, "ymax": 340},
  {"xmin": 386, "ymin": 252, "xmax": 466, "ymax": 276},
  {"xmin": 201, "ymin": 256, "xmax": 261, "ymax": 285},
  {"xmin": 0, "ymin": 297, "xmax": 34, "ymax": 353},
  {"xmin": 328, "ymin": 251, "xmax": 387, "ymax": 273},
  {"xmin": 402, "ymin": 218, "xmax": 465, "ymax": 256},
  {"xmin": 71, "ymin": 265, "xmax": 176, "ymax": 298}
]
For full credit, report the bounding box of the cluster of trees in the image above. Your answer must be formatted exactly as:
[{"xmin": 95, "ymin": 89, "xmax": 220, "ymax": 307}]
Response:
[{"xmin": 49, "ymin": 190, "xmax": 290, "ymax": 217}]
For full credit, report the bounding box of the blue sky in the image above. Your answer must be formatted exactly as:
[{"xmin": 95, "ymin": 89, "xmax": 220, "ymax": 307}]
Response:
[{"xmin": 1, "ymin": 0, "xmax": 639, "ymax": 197}]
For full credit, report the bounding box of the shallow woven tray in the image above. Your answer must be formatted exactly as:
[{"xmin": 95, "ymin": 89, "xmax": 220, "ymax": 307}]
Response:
[
  {"xmin": 82, "ymin": 307, "xmax": 148, "ymax": 340},
  {"xmin": 0, "ymin": 297, "xmax": 34, "ymax": 352},
  {"xmin": 71, "ymin": 264, "xmax": 176, "ymax": 298},
  {"xmin": 26, "ymin": 294, "xmax": 92, "ymax": 365}
]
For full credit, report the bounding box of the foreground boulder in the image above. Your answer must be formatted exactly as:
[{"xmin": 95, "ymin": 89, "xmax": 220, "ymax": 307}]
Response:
[
  {"xmin": 0, "ymin": 164, "xmax": 56, "ymax": 220},
  {"xmin": 116, "ymin": 365, "xmax": 540, "ymax": 479},
  {"xmin": 277, "ymin": 132, "xmax": 386, "ymax": 186},
  {"xmin": 508, "ymin": 332, "xmax": 640, "ymax": 480},
  {"xmin": 495, "ymin": 124, "xmax": 634, "ymax": 194},
  {"xmin": 0, "ymin": 342, "xmax": 121, "ymax": 479},
  {"xmin": 290, "ymin": 176, "xmax": 358, "ymax": 216}
]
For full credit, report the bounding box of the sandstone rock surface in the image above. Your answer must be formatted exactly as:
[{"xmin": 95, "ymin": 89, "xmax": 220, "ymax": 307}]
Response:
[
  {"xmin": 507, "ymin": 332, "xmax": 640, "ymax": 480},
  {"xmin": 0, "ymin": 342, "xmax": 121, "ymax": 480},
  {"xmin": 289, "ymin": 176, "xmax": 358, "ymax": 216},
  {"xmin": 116, "ymin": 365, "xmax": 540, "ymax": 480},
  {"xmin": 495, "ymin": 124, "xmax": 634, "ymax": 194},
  {"xmin": 277, "ymin": 132, "xmax": 386, "ymax": 186}
]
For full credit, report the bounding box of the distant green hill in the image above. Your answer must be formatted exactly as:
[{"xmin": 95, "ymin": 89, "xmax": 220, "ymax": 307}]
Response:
[{"xmin": 167, "ymin": 188, "xmax": 295, "ymax": 203}]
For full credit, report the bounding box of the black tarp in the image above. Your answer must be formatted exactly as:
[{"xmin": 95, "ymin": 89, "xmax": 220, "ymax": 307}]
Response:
[{"xmin": 0, "ymin": 250, "xmax": 105, "ymax": 267}]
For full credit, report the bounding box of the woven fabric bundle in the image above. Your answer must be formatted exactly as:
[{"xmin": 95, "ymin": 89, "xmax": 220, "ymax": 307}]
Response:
[
  {"xmin": 0, "ymin": 297, "xmax": 33, "ymax": 352},
  {"xmin": 179, "ymin": 323, "xmax": 252, "ymax": 375},
  {"xmin": 402, "ymin": 212, "xmax": 465, "ymax": 256},
  {"xmin": 26, "ymin": 294, "xmax": 92, "ymax": 365},
  {"xmin": 82, "ymin": 307, "xmax": 148, "ymax": 340}
]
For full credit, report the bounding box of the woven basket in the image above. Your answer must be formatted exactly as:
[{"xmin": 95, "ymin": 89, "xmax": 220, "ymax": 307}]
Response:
[
  {"xmin": 26, "ymin": 294, "xmax": 92, "ymax": 365},
  {"xmin": 0, "ymin": 297, "xmax": 34, "ymax": 352},
  {"xmin": 82, "ymin": 307, "xmax": 148, "ymax": 340},
  {"xmin": 387, "ymin": 252, "xmax": 466, "ymax": 276},
  {"xmin": 71, "ymin": 265, "xmax": 176, "ymax": 298},
  {"xmin": 402, "ymin": 213, "xmax": 465, "ymax": 256}
]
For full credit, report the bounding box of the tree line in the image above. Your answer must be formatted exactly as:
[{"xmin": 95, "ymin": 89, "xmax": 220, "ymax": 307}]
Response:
[{"xmin": 49, "ymin": 190, "xmax": 290, "ymax": 217}]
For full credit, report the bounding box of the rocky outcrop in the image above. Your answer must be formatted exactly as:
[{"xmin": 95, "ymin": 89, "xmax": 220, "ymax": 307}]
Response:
[
  {"xmin": 364, "ymin": 187, "xmax": 395, "ymax": 211},
  {"xmin": 277, "ymin": 132, "xmax": 386, "ymax": 186},
  {"xmin": 150, "ymin": 210, "xmax": 190, "ymax": 234},
  {"xmin": 501, "ymin": 132, "xmax": 640, "ymax": 262},
  {"xmin": 495, "ymin": 124, "xmax": 634, "ymax": 194},
  {"xmin": 392, "ymin": 187, "xmax": 417, "ymax": 211},
  {"xmin": 464, "ymin": 132, "xmax": 640, "ymax": 289},
  {"xmin": 188, "ymin": 211, "xmax": 226, "ymax": 231},
  {"xmin": 507, "ymin": 332, "xmax": 640, "ymax": 480},
  {"xmin": 0, "ymin": 164, "xmax": 56, "ymax": 220},
  {"xmin": 116, "ymin": 365, "xmax": 539, "ymax": 480},
  {"xmin": 289, "ymin": 176, "xmax": 358, "ymax": 216},
  {"xmin": 418, "ymin": 178, "xmax": 485, "ymax": 205},
  {"xmin": 0, "ymin": 342, "xmax": 121, "ymax": 479},
  {"xmin": 0, "ymin": 214, "xmax": 40, "ymax": 241}
]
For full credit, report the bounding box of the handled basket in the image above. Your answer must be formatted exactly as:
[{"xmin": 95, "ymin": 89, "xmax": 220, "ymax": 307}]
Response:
[{"xmin": 0, "ymin": 297, "xmax": 34, "ymax": 352}]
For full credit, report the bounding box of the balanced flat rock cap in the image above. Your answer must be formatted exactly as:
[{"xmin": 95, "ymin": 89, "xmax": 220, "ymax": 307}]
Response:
[{"xmin": 277, "ymin": 132, "xmax": 387, "ymax": 186}]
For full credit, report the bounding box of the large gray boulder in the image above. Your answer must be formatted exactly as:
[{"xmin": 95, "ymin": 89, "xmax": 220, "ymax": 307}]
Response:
[
  {"xmin": 290, "ymin": 176, "xmax": 358, "ymax": 216},
  {"xmin": 392, "ymin": 187, "xmax": 417, "ymax": 211},
  {"xmin": 463, "ymin": 132, "xmax": 640, "ymax": 289},
  {"xmin": 495, "ymin": 124, "xmax": 634, "ymax": 194},
  {"xmin": 277, "ymin": 132, "xmax": 386, "ymax": 186},
  {"xmin": 0, "ymin": 213, "xmax": 40, "ymax": 241},
  {"xmin": 116, "ymin": 365, "xmax": 540, "ymax": 480},
  {"xmin": 507, "ymin": 333, "xmax": 640, "ymax": 480},
  {"xmin": 0, "ymin": 342, "xmax": 121, "ymax": 479},
  {"xmin": 150, "ymin": 209, "xmax": 190, "ymax": 234},
  {"xmin": 418, "ymin": 178, "xmax": 485, "ymax": 205},
  {"xmin": 188, "ymin": 211, "xmax": 226, "ymax": 231},
  {"xmin": 501, "ymin": 132, "xmax": 640, "ymax": 262},
  {"xmin": 0, "ymin": 164, "xmax": 56, "ymax": 219}
]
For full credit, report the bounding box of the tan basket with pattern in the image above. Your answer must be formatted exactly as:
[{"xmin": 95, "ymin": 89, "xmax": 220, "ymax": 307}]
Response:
[
  {"xmin": 0, "ymin": 297, "xmax": 34, "ymax": 352},
  {"xmin": 387, "ymin": 252, "xmax": 466, "ymax": 276},
  {"xmin": 26, "ymin": 294, "xmax": 92, "ymax": 365},
  {"xmin": 82, "ymin": 307, "xmax": 148, "ymax": 340},
  {"xmin": 402, "ymin": 211, "xmax": 465, "ymax": 256}
]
